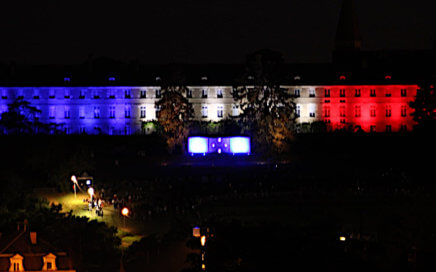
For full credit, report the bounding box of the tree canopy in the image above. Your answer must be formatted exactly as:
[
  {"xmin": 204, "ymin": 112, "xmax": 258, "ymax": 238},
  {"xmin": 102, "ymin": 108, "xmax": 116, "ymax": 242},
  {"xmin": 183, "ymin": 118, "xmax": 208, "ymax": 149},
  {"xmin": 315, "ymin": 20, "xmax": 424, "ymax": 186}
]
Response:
[
  {"xmin": 410, "ymin": 83, "xmax": 436, "ymax": 133},
  {"xmin": 232, "ymin": 49, "xmax": 296, "ymax": 156},
  {"xmin": 155, "ymin": 68, "xmax": 194, "ymax": 153}
]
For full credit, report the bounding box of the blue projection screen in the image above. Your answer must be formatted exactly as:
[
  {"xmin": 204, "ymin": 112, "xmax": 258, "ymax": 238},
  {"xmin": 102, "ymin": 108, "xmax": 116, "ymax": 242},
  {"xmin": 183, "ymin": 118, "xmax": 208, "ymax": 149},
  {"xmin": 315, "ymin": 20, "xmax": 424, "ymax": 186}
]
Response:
[{"xmin": 188, "ymin": 136, "xmax": 251, "ymax": 155}]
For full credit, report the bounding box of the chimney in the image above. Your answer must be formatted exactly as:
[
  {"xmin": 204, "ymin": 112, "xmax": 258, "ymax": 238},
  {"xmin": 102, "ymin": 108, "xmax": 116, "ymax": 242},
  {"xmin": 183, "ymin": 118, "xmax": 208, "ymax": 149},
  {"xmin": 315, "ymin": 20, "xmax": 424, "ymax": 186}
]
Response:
[{"xmin": 30, "ymin": 232, "xmax": 37, "ymax": 245}]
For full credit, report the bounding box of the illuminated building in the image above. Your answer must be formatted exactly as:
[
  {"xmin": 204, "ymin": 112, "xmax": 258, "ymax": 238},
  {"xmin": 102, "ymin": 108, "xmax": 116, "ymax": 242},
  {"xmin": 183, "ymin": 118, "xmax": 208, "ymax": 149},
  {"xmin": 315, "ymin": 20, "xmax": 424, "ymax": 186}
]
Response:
[
  {"xmin": 0, "ymin": 0, "xmax": 431, "ymax": 135},
  {"xmin": 0, "ymin": 223, "xmax": 76, "ymax": 272}
]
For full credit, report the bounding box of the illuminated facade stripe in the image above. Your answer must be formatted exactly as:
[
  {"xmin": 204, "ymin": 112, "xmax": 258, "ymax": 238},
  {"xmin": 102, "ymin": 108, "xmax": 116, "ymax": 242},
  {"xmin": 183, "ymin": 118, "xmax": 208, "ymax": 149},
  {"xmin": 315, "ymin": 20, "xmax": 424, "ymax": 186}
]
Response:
[{"xmin": 0, "ymin": 84, "xmax": 418, "ymax": 134}]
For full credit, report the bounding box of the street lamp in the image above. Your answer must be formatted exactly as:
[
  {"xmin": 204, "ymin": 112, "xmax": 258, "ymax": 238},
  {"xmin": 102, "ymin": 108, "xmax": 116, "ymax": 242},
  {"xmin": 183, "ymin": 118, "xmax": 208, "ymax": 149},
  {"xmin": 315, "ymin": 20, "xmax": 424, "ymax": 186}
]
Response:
[
  {"xmin": 71, "ymin": 175, "xmax": 78, "ymax": 199},
  {"xmin": 121, "ymin": 207, "xmax": 129, "ymax": 228}
]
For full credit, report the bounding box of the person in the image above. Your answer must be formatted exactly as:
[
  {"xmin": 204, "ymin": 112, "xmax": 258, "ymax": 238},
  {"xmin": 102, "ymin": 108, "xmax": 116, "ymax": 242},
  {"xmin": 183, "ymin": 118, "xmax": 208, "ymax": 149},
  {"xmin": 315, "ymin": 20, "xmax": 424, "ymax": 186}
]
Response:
[{"xmin": 88, "ymin": 201, "xmax": 92, "ymax": 212}]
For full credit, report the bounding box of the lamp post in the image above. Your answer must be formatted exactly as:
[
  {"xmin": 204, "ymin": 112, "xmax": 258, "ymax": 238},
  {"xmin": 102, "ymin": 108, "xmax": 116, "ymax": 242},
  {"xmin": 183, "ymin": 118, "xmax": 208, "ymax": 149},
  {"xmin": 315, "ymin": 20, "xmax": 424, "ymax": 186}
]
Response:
[
  {"xmin": 121, "ymin": 207, "xmax": 129, "ymax": 228},
  {"xmin": 71, "ymin": 175, "xmax": 78, "ymax": 199}
]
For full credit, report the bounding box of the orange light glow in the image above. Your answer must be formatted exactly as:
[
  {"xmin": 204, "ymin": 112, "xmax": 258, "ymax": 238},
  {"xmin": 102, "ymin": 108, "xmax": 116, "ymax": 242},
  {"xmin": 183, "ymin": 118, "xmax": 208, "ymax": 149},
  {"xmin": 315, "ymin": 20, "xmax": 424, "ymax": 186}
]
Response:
[
  {"xmin": 121, "ymin": 207, "xmax": 129, "ymax": 217},
  {"xmin": 201, "ymin": 235, "xmax": 206, "ymax": 246}
]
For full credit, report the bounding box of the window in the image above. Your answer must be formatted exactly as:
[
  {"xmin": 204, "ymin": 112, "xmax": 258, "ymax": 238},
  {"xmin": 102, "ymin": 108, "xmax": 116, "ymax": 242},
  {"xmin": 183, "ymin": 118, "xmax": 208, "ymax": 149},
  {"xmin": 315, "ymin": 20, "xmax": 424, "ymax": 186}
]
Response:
[
  {"xmin": 370, "ymin": 89, "xmax": 376, "ymax": 97},
  {"xmin": 202, "ymin": 89, "xmax": 208, "ymax": 98},
  {"xmin": 80, "ymin": 127, "xmax": 86, "ymax": 134},
  {"xmin": 201, "ymin": 106, "xmax": 208, "ymax": 118},
  {"xmin": 156, "ymin": 89, "xmax": 161, "ymax": 98},
  {"xmin": 155, "ymin": 105, "xmax": 161, "ymax": 118},
  {"xmin": 217, "ymin": 105, "xmax": 223, "ymax": 118},
  {"xmin": 340, "ymin": 89, "xmax": 346, "ymax": 97},
  {"xmin": 401, "ymin": 105, "xmax": 407, "ymax": 117},
  {"xmin": 370, "ymin": 125, "xmax": 376, "ymax": 133},
  {"xmin": 386, "ymin": 125, "xmax": 392, "ymax": 132},
  {"xmin": 232, "ymin": 105, "xmax": 239, "ymax": 116},
  {"xmin": 324, "ymin": 106, "xmax": 330, "ymax": 117},
  {"xmin": 124, "ymin": 126, "xmax": 131, "ymax": 135},
  {"xmin": 64, "ymin": 106, "xmax": 70, "ymax": 119},
  {"xmin": 49, "ymin": 89, "xmax": 55, "ymax": 99},
  {"xmin": 400, "ymin": 124, "xmax": 408, "ymax": 132},
  {"xmin": 94, "ymin": 107, "xmax": 100, "ymax": 119},
  {"xmin": 401, "ymin": 89, "xmax": 407, "ymax": 97},
  {"xmin": 140, "ymin": 106, "xmax": 146, "ymax": 118},
  {"xmin": 309, "ymin": 89, "xmax": 315, "ymax": 97},
  {"xmin": 340, "ymin": 105, "xmax": 346, "ymax": 117},
  {"xmin": 124, "ymin": 89, "xmax": 131, "ymax": 98},
  {"xmin": 108, "ymin": 89, "xmax": 116, "ymax": 99},
  {"xmin": 47, "ymin": 262, "xmax": 52, "ymax": 270},
  {"xmin": 80, "ymin": 89, "xmax": 85, "ymax": 99},
  {"xmin": 294, "ymin": 89, "xmax": 300, "ymax": 97},
  {"xmin": 386, "ymin": 105, "xmax": 392, "ymax": 117},
  {"xmin": 385, "ymin": 89, "xmax": 391, "ymax": 97},
  {"xmin": 93, "ymin": 89, "xmax": 100, "ymax": 99},
  {"xmin": 310, "ymin": 112, "xmax": 315, "ymax": 117},
  {"xmin": 64, "ymin": 89, "xmax": 70, "ymax": 99},
  {"xmin": 355, "ymin": 89, "xmax": 361, "ymax": 97},
  {"xmin": 186, "ymin": 89, "xmax": 192, "ymax": 98},
  {"xmin": 13, "ymin": 263, "xmax": 20, "ymax": 271},
  {"xmin": 354, "ymin": 105, "xmax": 361, "ymax": 117},
  {"xmin": 140, "ymin": 90, "xmax": 146, "ymax": 98},
  {"xmin": 109, "ymin": 106, "xmax": 116, "ymax": 119},
  {"xmin": 79, "ymin": 107, "xmax": 85, "ymax": 119},
  {"xmin": 217, "ymin": 89, "xmax": 223, "ymax": 98},
  {"xmin": 64, "ymin": 127, "xmax": 70, "ymax": 135},
  {"xmin": 370, "ymin": 106, "xmax": 376, "ymax": 117},
  {"xmin": 324, "ymin": 89, "xmax": 330, "ymax": 97},
  {"xmin": 340, "ymin": 119, "xmax": 346, "ymax": 124},
  {"xmin": 49, "ymin": 106, "xmax": 55, "ymax": 119},
  {"xmin": 296, "ymin": 105, "xmax": 301, "ymax": 117},
  {"xmin": 33, "ymin": 89, "xmax": 40, "ymax": 99},
  {"xmin": 124, "ymin": 105, "xmax": 131, "ymax": 118}
]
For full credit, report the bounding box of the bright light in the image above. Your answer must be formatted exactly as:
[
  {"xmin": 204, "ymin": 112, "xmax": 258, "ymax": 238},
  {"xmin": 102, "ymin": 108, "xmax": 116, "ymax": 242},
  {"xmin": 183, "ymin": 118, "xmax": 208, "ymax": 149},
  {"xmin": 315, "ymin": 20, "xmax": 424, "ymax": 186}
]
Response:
[
  {"xmin": 121, "ymin": 207, "xmax": 129, "ymax": 217},
  {"xmin": 339, "ymin": 236, "xmax": 346, "ymax": 241},
  {"xmin": 188, "ymin": 137, "xmax": 208, "ymax": 154},
  {"xmin": 202, "ymin": 264, "xmax": 206, "ymax": 270},
  {"xmin": 193, "ymin": 227, "xmax": 201, "ymax": 238},
  {"xmin": 86, "ymin": 180, "xmax": 91, "ymax": 185},
  {"xmin": 201, "ymin": 235, "xmax": 206, "ymax": 246},
  {"xmin": 87, "ymin": 187, "xmax": 94, "ymax": 197},
  {"xmin": 229, "ymin": 137, "xmax": 251, "ymax": 154},
  {"xmin": 71, "ymin": 175, "xmax": 77, "ymax": 184}
]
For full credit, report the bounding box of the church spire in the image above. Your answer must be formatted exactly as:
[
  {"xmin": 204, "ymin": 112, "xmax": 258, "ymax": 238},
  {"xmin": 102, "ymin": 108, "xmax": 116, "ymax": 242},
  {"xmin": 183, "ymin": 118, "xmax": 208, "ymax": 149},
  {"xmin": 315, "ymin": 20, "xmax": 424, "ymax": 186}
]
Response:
[{"xmin": 334, "ymin": 0, "xmax": 362, "ymax": 51}]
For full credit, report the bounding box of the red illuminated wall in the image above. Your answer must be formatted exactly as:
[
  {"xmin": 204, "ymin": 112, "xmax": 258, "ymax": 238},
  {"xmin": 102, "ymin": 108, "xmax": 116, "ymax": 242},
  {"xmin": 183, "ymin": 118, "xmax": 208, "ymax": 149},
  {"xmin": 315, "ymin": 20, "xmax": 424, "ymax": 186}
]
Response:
[{"xmin": 319, "ymin": 85, "xmax": 417, "ymax": 132}]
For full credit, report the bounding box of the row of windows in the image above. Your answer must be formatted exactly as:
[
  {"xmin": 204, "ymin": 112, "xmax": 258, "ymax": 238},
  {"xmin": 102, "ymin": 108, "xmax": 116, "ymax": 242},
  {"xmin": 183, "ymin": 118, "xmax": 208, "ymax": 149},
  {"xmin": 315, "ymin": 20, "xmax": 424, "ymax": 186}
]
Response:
[
  {"xmin": 295, "ymin": 105, "xmax": 408, "ymax": 118},
  {"xmin": 35, "ymin": 105, "xmax": 238, "ymax": 119},
  {"xmin": 293, "ymin": 88, "xmax": 409, "ymax": 98},
  {"xmin": 0, "ymin": 89, "xmax": 226, "ymax": 100},
  {"xmin": 321, "ymin": 123, "xmax": 408, "ymax": 133}
]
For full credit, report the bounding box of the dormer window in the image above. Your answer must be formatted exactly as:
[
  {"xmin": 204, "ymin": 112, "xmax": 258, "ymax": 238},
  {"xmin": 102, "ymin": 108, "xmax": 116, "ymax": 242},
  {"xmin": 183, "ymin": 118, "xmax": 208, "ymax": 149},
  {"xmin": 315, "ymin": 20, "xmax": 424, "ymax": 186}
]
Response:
[
  {"xmin": 216, "ymin": 89, "xmax": 223, "ymax": 98},
  {"xmin": 43, "ymin": 253, "xmax": 57, "ymax": 271},
  {"xmin": 202, "ymin": 89, "xmax": 208, "ymax": 98},
  {"xmin": 9, "ymin": 254, "xmax": 24, "ymax": 271}
]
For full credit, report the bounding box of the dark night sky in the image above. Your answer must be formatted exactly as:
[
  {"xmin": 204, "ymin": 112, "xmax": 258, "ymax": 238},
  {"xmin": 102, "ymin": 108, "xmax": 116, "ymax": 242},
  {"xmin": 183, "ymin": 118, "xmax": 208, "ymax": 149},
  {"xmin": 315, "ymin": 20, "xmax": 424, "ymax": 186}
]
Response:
[{"xmin": 0, "ymin": 0, "xmax": 435, "ymax": 65}]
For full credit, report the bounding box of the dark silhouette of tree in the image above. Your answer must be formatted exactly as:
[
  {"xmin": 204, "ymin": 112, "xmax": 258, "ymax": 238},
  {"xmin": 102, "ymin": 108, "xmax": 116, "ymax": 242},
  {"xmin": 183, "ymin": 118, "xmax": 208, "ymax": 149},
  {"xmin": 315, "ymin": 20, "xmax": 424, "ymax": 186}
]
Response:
[
  {"xmin": 233, "ymin": 49, "xmax": 296, "ymax": 155},
  {"xmin": 155, "ymin": 68, "xmax": 194, "ymax": 153},
  {"xmin": 410, "ymin": 84, "xmax": 436, "ymax": 133},
  {"xmin": 0, "ymin": 99, "xmax": 48, "ymax": 134}
]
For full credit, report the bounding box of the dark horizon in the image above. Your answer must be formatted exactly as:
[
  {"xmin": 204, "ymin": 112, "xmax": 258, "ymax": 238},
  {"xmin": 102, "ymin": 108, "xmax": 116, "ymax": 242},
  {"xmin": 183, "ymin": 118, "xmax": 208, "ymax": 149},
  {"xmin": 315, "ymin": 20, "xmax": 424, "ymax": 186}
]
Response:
[{"xmin": 1, "ymin": 0, "xmax": 435, "ymax": 66}]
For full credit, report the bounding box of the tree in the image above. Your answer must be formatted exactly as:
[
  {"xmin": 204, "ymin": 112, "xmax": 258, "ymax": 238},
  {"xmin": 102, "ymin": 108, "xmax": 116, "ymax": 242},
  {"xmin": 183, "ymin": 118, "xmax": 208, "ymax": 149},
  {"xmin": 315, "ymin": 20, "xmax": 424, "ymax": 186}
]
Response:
[
  {"xmin": 155, "ymin": 68, "xmax": 194, "ymax": 153},
  {"xmin": 410, "ymin": 84, "xmax": 436, "ymax": 133},
  {"xmin": 0, "ymin": 99, "xmax": 48, "ymax": 134},
  {"xmin": 232, "ymin": 49, "xmax": 296, "ymax": 156}
]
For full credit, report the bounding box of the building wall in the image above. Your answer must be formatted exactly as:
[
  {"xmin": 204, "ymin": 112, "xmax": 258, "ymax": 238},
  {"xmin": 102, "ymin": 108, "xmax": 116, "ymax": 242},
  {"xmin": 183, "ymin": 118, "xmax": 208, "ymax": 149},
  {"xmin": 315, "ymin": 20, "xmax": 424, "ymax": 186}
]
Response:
[{"xmin": 0, "ymin": 84, "xmax": 418, "ymax": 134}]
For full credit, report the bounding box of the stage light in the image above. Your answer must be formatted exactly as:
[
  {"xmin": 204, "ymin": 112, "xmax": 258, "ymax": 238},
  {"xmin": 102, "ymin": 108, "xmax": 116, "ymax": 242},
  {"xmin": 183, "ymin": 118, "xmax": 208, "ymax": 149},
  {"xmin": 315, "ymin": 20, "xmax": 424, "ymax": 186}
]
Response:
[
  {"xmin": 188, "ymin": 137, "xmax": 209, "ymax": 154},
  {"xmin": 229, "ymin": 137, "xmax": 250, "ymax": 154}
]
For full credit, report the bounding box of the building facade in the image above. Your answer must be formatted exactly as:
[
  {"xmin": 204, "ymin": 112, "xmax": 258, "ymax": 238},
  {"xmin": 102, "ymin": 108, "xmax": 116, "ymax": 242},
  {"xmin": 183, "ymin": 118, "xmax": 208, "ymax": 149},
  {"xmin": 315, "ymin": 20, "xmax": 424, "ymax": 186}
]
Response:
[{"xmin": 0, "ymin": 82, "xmax": 418, "ymax": 135}]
